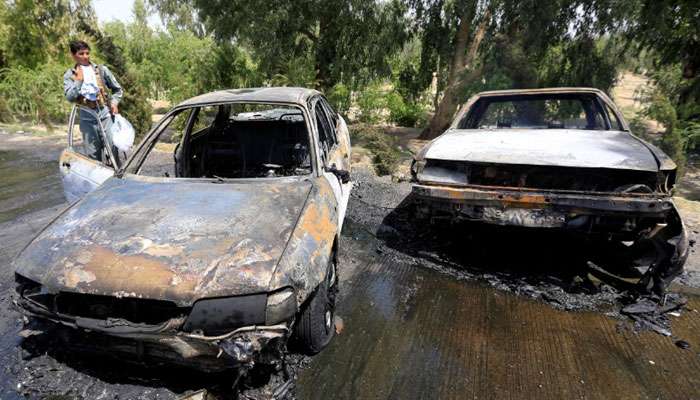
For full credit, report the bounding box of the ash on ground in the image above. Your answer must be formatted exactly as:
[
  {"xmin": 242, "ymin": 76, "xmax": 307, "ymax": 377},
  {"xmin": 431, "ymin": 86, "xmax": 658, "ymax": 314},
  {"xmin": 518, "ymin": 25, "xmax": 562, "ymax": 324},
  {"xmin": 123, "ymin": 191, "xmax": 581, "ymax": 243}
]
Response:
[{"xmin": 347, "ymin": 168, "xmax": 696, "ymax": 340}]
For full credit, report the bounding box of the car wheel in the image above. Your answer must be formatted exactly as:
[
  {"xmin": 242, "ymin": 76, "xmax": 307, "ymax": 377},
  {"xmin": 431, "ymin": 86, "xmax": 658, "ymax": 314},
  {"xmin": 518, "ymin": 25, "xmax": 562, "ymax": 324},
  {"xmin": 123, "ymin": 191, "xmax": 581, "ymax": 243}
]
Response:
[{"xmin": 293, "ymin": 258, "xmax": 337, "ymax": 354}]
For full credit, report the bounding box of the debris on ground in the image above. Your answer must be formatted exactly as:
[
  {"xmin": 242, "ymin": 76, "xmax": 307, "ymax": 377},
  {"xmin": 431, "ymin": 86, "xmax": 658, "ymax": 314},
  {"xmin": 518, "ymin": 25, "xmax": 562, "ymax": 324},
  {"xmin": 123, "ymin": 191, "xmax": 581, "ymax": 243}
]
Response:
[{"xmin": 620, "ymin": 294, "xmax": 688, "ymax": 337}]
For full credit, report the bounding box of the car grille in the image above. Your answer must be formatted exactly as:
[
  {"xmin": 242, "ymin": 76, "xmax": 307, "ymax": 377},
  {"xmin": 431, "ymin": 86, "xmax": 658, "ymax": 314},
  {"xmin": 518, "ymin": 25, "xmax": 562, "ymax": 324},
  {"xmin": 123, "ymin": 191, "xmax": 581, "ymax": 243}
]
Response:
[{"xmin": 52, "ymin": 292, "xmax": 189, "ymax": 324}]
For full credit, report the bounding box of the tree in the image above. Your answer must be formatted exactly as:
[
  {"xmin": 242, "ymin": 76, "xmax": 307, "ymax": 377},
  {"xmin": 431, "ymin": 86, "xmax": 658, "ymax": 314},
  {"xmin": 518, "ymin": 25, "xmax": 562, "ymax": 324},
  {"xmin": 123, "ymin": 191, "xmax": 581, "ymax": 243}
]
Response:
[
  {"xmin": 2, "ymin": 0, "xmax": 72, "ymax": 68},
  {"xmin": 416, "ymin": 0, "xmax": 625, "ymax": 139},
  {"xmin": 417, "ymin": 0, "xmax": 492, "ymax": 139},
  {"xmin": 153, "ymin": 0, "xmax": 409, "ymax": 90},
  {"xmin": 624, "ymin": 0, "xmax": 700, "ymax": 119},
  {"xmin": 147, "ymin": 0, "xmax": 206, "ymax": 37}
]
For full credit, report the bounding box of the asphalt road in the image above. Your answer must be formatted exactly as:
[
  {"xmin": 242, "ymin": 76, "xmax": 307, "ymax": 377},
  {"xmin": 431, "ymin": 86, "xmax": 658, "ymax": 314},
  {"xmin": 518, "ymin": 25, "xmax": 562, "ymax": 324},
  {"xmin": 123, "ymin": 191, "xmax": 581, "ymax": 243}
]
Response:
[{"xmin": 1, "ymin": 131, "xmax": 700, "ymax": 399}]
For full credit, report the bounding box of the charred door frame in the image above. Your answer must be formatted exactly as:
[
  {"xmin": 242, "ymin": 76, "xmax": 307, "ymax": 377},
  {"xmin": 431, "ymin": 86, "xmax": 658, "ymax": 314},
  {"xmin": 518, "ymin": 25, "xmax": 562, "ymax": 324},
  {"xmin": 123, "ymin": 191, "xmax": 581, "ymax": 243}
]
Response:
[{"xmin": 117, "ymin": 100, "xmax": 321, "ymax": 180}]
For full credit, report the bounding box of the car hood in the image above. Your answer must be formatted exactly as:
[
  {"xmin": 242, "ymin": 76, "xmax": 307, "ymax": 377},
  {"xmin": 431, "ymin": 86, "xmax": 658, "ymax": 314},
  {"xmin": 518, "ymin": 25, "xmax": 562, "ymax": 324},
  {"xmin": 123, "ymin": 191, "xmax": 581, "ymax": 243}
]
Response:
[
  {"xmin": 14, "ymin": 176, "xmax": 312, "ymax": 306},
  {"xmin": 422, "ymin": 129, "xmax": 660, "ymax": 171}
]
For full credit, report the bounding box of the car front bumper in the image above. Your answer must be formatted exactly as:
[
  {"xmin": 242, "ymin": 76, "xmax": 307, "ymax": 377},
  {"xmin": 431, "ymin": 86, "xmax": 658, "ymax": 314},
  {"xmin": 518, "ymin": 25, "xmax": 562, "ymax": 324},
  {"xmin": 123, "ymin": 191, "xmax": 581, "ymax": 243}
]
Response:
[
  {"xmin": 412, "ymin": 182, "xmax": 689, "ymax": 294},
  {"xmin": 14, "ymin": 293, "xmax": 289, "ymax": 372},
  {"xmin": 412, "ymin": 183, "xmax": 676, "ymax": 228}
]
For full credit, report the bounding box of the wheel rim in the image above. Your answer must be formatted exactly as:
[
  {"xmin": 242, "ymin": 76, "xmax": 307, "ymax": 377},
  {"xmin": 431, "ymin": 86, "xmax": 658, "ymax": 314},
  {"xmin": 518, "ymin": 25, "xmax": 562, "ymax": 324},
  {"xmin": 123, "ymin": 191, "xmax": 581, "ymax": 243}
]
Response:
[
  {"xmin": 325, "ymin": 309, "xmax": 332, "ymax": 331},
  {"xmin": 324, "ymin": 260, "xmax": 337, "ymax": 335}
]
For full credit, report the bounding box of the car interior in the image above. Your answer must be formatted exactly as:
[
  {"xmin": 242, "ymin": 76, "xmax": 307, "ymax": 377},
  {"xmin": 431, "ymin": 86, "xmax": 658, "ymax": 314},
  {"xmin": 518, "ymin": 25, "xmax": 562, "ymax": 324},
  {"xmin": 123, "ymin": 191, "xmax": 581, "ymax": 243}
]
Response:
[{"xmin": 136, "ymin": 104, "xmax": 313, "ymax": 178}]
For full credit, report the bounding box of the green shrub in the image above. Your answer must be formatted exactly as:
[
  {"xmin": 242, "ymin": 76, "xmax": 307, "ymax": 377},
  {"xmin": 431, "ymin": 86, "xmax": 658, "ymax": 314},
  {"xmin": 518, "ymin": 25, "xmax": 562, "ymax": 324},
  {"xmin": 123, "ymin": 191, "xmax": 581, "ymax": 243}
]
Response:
[
  {"xmin": 386, "ymin": 91, "xmax": 427, "ymax": 127},
  {"xmin": 0, "ymin": 62, "xmax": 69, "ymax": 128},
  {"xmin": 356, "ymin": 83, "xmax": 386, "ymax": 123},
  {"xmin": 350, "ymin": 124, "xmax": 400, "ymax": 175},
  {"xmin": 628, "ymin": 116, "xmax": 653, "ymax": 142},
  {"xmin": 661, "ymin": 128, "xmax": 686, "ymax": 177},
  {"xmin": 327, "ymin": 82, "xmax": 351, "ymax": 115}
]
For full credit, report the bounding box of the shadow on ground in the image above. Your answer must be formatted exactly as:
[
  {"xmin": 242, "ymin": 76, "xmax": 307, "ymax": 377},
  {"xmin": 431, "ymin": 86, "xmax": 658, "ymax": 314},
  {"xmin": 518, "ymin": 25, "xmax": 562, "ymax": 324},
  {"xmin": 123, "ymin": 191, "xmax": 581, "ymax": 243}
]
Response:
[{"xmin": 370, "ymin": 194, "xmax": 650, "ymax": 312}]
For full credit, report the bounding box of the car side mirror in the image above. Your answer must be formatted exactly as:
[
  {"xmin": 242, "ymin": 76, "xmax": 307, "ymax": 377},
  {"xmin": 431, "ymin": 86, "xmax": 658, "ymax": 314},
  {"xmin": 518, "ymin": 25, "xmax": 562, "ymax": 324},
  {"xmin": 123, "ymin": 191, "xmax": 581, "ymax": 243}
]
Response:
[{"xmin": 327, "ymin": 164, "xmax": 350, "ymax": 184}]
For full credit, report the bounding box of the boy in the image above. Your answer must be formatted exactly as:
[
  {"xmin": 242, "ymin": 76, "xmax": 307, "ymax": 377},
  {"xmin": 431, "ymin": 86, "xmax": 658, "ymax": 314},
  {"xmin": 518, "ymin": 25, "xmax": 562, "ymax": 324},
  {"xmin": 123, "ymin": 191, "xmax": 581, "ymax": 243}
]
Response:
[{"xmin": 63, "ymin": 40, "xmax": 123, "ymax": 163}]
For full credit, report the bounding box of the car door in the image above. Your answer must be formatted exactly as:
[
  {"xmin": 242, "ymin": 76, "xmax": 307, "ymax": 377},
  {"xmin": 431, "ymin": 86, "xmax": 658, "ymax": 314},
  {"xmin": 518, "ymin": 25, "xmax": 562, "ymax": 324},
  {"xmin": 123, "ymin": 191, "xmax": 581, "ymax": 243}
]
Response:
[
  {"xmin": 312, "ymin": 97, "xmax": 352, "ymax": 229},
  {"xmin": 59, "ymin": 105, "xmax": 117, "ymax": 203},
  {"xmin": 319, "ymin": 96, "xmax": 351, "ymax": 171}
]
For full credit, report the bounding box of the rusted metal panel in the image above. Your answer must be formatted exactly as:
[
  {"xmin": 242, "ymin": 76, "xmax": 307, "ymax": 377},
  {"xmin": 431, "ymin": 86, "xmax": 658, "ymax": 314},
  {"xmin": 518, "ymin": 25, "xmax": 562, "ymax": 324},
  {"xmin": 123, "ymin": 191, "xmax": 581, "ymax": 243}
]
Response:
[
  {"xmin": 270, "ymin": 177, "xmax": 339, "ymax": 305},
  {"xmin": 412, "ymin": 184, "xmax": 674, "ymax": 214},
  {"xmin": 14, "ymin": 176, "xmax": 314, "ymax": 306}
]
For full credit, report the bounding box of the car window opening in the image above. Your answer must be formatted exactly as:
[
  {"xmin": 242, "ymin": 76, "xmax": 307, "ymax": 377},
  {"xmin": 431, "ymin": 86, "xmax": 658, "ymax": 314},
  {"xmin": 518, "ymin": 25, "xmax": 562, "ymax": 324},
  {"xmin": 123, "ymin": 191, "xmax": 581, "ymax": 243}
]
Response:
[
  {"xmin": 460, "ymin": 93, "xmax": 611, "ymax": 131},
  {"xmin": 135, "ymin": 103, "xmax": 312, "ymax": 179}
]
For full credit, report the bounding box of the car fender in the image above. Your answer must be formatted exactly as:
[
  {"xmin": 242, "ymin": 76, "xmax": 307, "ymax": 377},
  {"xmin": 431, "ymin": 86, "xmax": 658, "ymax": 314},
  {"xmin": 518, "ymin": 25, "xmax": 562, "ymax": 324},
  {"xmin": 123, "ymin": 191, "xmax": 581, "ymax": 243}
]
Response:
[{"xmin": 269, "ymin": 177, "xmax": 339, "ymax": 306}]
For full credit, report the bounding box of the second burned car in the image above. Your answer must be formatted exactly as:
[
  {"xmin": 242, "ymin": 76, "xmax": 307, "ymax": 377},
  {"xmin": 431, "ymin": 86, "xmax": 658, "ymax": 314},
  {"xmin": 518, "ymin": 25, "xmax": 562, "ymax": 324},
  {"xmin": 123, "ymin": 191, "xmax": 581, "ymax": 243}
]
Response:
[
  {"xmin": 14, "ymin": 87, "xmax": 352, "ymax": 370},
  {"xmin": 411, "ymin": 88, "xmax": 688, "ymax": 294}
]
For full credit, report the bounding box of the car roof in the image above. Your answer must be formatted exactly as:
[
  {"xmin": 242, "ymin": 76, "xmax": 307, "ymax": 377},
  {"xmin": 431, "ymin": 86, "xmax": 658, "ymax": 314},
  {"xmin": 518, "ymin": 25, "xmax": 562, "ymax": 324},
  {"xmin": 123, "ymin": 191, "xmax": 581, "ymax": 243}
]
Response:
[
  {"xmin": 473, "ymin": 87, "xmax": 610, "ymax": 99},
  {"xmin": 175, "ymin": 87, "xmax": 322, "ymax": 108}
]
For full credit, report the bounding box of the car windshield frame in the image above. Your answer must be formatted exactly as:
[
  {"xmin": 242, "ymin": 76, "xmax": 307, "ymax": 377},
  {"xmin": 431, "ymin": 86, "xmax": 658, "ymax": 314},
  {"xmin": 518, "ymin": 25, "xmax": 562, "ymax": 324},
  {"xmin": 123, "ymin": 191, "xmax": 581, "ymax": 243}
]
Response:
[
  {"xmin": 116, "ymin": 100, "xmax": 318, "ymax": 181},
  {"xmin": 457, "ymin": 93, "xmax": 617, "ymax": 131}
]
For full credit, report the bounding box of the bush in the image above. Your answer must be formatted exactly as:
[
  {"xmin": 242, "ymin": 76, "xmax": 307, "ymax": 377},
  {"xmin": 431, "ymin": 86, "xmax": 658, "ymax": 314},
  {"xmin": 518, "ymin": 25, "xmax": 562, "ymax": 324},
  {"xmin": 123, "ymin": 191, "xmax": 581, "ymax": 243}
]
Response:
[
  {"xmin": 661, "ymin": 128, "xmax": 686, "ymax": 177},
  {"xmin": 0, "ymin": 62, "xmax": 69, "ymax": 128},
  {"xmin": 386, "ymin": 92, "xmax": 427, "ymax": 127},
  {"xmin": 350, "ymin": 124, "xmax": 400, "ymax": 175},
  {"xmin": 327, "ymin": 82, "xmax": 351, "ymax": 115},
  {"xmin": 356, "ymin": 83, "xmax": 386, "ymax": 123}
]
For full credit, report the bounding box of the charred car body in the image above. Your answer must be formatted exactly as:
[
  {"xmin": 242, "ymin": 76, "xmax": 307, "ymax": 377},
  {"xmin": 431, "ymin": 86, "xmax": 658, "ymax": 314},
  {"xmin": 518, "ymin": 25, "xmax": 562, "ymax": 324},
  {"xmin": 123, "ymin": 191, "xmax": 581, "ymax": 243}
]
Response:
[
  {"xmin": 13, "ymin": 87, "xmax": 352, "ymax": 370},
  {"xmin": 411, "ymin": 88, "xmax": 688, "ymax": 294}
]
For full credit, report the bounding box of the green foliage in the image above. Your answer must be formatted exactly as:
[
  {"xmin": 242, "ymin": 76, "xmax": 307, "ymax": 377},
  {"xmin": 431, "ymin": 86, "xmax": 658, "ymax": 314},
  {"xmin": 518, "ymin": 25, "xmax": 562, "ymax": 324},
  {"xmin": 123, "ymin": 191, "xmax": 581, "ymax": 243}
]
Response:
[
  {"xmin": 350, "ymin": 124, "xmax": 400, "ymax": 175},
  {"xmin": 628, "ymin": 116, "xmax": 653, "ymax": 142},
  {"xmin": 103, "ymin": 21, "xmax": 259, "ymax": 105},
  {"xmin": 165, "ymin": 0, "xmax": 408, "ymax": 89},
  {"xmin": 386, "ymin": 92, "xmax": 426, "ymax": 127},
  {"xmin": 661, "ymin": 128, "xmax": 686, "ymax": 177},
  {"xmin": 1, "ymin": 0, "xmax": 71, "ymax": 69},
  {"xmin": 327, "ymin": 83, "xmax": 351, "ymax": 115},
  {"xmin": 268, "ymin": 54, "xmax": 317, "ymax": 88},
  {"xmin": 356, "ymin": 83, "xmax": 387, "ymax": 124},
  {"xmin": 537, "ymin": 38, "xmax": 619, "ymax": 91},
  {"xmin": 0, "ymin": 63, "xmax": 69, "ymax": 128},
  {"xmin": 625, "ymin": 0, "xmax": 700, "ymax": 79},
  {"xmin": 637, "ymin": 83, "xmax": 691, "ymax": 174}
]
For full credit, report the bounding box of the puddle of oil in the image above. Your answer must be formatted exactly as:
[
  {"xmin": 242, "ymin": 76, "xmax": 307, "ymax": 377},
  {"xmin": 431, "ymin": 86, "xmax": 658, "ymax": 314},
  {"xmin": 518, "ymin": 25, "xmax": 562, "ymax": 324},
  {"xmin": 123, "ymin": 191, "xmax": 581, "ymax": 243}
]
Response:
[
  {"xmin": 0, "ymin": 150, "xmax": 65, "ymax": 224},
  {"xmin": 298, "ymin": 252, "xmax": 700, "ymax": 400}
]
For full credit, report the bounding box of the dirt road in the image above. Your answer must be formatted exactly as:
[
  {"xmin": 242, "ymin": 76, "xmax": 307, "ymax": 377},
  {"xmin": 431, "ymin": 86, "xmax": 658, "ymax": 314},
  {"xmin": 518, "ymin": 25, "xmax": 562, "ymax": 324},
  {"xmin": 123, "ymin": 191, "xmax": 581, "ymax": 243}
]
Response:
[{"xmin": 2, "ymin": 130, "xmax": 700, "ymax": 399}]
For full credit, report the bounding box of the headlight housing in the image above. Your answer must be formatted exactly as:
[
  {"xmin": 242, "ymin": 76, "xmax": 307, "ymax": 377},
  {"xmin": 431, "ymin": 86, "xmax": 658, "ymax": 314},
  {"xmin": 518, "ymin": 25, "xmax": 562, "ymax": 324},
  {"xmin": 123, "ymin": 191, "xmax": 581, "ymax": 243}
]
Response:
[
  {"xmin": 411, "ymin": 159, "xmax": 426, "ymax": 181},
  {"xmin": 183, "ymin": 294, "xmax": 267, "ymax": 335},
  {"xmin": 417, "ymin": 160, "xmax": 468, "ymax": 185}
]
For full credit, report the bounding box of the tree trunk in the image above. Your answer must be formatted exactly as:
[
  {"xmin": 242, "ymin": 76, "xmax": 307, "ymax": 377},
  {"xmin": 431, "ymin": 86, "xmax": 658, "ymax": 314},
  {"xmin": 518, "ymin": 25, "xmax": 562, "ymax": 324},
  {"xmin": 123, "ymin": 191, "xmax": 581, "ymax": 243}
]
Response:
[{"xmin": 420, "ymin": 7, "xmax": 491, "ymax": 140}]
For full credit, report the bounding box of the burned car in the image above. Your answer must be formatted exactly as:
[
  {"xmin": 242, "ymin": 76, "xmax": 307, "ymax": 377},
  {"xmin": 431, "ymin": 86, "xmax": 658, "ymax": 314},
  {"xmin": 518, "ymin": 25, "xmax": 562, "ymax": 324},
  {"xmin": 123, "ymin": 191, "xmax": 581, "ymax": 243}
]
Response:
[
  {"xmin": 411, "ymin": 88, "xmax": 688, "ymax": 294},
  {"xmin": 13, "ymin": 87, "xmax": 352, "ymax": 370}
]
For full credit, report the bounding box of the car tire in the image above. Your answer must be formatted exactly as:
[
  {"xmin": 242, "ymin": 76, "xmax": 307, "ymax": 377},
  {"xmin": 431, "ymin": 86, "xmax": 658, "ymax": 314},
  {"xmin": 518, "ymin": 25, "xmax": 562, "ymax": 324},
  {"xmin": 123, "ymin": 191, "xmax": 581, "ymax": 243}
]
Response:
[{"xmin": 293, "ymin": 258, "xmax": 337, "ymax": 354}]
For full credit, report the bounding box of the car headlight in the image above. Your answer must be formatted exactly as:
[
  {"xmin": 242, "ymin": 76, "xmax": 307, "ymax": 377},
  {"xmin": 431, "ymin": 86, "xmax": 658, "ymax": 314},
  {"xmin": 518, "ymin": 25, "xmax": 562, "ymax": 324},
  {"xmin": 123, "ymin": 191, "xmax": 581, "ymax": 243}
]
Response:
[
  {"xmin": 418, "ymin": 160, "xmax": 468, "ymax": 185},
  {"xmin": 183, "ymin": 294, "xmax": 267, "ymax": 335},
  {"xmin": 265, "ymin": 288, "xmax": 297, "ymax": 325},
  {"xmin": 411, "ymin": 159, "xmax": 426, "ymax": 180}
]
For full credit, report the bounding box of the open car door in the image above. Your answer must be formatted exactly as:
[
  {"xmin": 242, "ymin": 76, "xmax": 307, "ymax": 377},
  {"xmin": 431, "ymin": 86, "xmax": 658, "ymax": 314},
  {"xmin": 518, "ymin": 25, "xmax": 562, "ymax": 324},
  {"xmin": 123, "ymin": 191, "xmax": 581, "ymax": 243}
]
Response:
[{"xmin": 59, "ymin": 105, "xmax": 117, "ymax": 203}]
